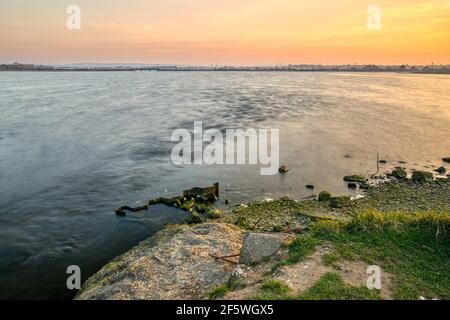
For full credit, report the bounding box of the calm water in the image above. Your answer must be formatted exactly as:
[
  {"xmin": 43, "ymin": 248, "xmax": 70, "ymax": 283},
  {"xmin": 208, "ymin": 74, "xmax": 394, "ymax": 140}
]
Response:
[{"xmin": 0, "ymin": 71, "xmax": 449, "ymax": 299}]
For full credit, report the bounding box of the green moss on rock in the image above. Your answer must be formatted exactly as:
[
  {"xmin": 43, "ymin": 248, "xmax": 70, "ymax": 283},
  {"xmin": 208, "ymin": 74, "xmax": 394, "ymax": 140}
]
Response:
[
  {"xmin": 187, "ymin": 212, "xmax": 203, "ymax": 224},
  {"xmin": 411, "ymin": 171, "xmax": 433, "ymax": 182},
  {"xmin": 330, "ymin": 196, "xmax": 351, "ymax": 208},
  {"xmin": 343, "ymin": 175, "xmax": 366, "ymax": 183},
  {"xmin": 391, "ymin": 168, "xmax": 407, "ymax": 179},
  {"xmin": 318, "ymin": 191, "xmax": 332, "ymax": 202}
]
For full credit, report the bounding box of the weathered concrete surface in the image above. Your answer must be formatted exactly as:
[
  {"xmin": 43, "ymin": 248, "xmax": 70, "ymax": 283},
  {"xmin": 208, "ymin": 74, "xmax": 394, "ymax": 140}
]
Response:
[
  {"xmin": 239, "ymin": 233, "xmax": 285, "ymax": 265},
  {"xmin": 76, "ymin": 223, "xmax": 243, "ymax": 300}
]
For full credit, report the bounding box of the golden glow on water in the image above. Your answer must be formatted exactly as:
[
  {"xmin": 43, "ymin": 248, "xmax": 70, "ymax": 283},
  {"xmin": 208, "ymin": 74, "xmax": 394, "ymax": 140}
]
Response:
[{"xmin": 1, "ymin": 0, "xmax": 449, "ymax": 64}]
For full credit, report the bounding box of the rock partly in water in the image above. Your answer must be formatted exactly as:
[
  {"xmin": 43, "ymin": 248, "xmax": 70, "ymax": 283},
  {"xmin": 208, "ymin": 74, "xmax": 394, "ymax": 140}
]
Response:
[
  {"xmin": 436, "ymin": 166, "xmax": 446, "ymax": 174},
  {"xmin": 347, "ymin": 182, "xmax": 357, "ymax": 189},
  {"xmin": 278, "ymin": 165, "xmax": 289, "ymax": 173},
  {"xmin": 343, "ymin": 175, "xmax": 366, "ymax": 183},
  {"xmin": 359, "ymin": 181, "xmax": 370, "ymax": 189},
  {"xmin": 330, "ymin": 196, "xmax": 351, "ymax": 208},
  {"xmin": 391, "ymin": 168, "xmax": 407, "ymax": 179},
  {"xmin": 239, "ymin": 233, "xmax": 285, "ymax": 265},
  {"xmin": 318, "ymin": 191, "xmax": 332, "ymax": 202},
  {"xmin": 76, "ymin": 223, "xmax": 243, "ymax": 300},
  {"xmin": 411, "ymin": 171, "xmax": 433, "ymax": 182},
  {"xmin": 443, "ymin": 157, "xmax": 450, "ymax": 163},
  {"xmin": 306, "ymin": 185, "xmax": 314, "ymax": 190}
]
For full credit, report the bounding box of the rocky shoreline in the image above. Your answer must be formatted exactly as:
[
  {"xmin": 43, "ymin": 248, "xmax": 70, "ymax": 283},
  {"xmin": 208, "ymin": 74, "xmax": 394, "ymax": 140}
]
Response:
[{"xmin": 76, "ymin": 160, "xmax": 450, "ymax": 300}]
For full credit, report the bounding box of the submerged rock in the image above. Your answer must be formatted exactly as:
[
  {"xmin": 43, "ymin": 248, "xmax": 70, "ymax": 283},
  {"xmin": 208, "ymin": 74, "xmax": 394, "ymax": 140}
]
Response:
[
  {"xmin": 318, "ymin": 191, "xmax": 332, "ymax": 202},
  {"xmin": 343, "ymin": 175, "xmax": 366, "ymax": 183},
  {"xmin": 239, "ymin": 233, "xmax": 284, "ymax": 265},
  {"xmin": 411, "ymin": 171, "xmax": 433, "ymax": 182},
  {"xmin": 391, "ymin": 168, "xmax": 407, "ymax": 179},
  {"xmin": 76, "ymin": 223, "xmax": 243, "ymax": 300},
  {"xmin": 330, "ymin": 196, "xmax": 351, "ymax": 208}
]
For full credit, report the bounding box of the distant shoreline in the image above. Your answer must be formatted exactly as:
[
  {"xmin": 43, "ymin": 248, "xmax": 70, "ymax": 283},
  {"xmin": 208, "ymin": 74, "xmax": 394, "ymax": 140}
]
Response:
[{"xmin": 2, "ymin": 63, "xmax": 449, "ymax": 74}]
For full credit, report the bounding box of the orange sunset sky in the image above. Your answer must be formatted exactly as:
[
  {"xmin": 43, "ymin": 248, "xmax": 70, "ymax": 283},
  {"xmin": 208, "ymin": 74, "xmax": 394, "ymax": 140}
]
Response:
[{"xmin": 1, "ymin": 0, "xmax": 449, "ymax": 65}]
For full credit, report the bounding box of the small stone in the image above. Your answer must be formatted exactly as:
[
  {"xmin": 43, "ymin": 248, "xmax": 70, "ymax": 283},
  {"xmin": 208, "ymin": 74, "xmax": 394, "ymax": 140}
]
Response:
[
  {"xmin": 379, "ymin": 160, "xmax": 387, "ymax": 164},
  {"xmin": 224, "ymin": 199, "xmax": 229, "ymax": 205},
  {"xmin": 318, "ymin": 191, "xmax": 331, "ymax": 202},
  {"xmin": 278, "ymin": 165, "xmax": 289, "ymax": 173},
  {"xmin": 442, "ymin": 157, "xmax": 450, "ymax": 163},
  {"xmin": 306, "ymin": 185, "xmax": 314, "ymax": 189},
  {"xmin": 330, "ymin": 196, "xmax": 351, "ymax": 208},
  {"xmin": 411, "ymin": 171, "xmax": 433, "ymax": 182}
]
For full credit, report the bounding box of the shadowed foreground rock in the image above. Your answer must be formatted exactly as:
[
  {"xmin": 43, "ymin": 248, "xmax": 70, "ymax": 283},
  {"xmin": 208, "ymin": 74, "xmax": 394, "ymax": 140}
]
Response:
[{"xmin": 76, "ymin": 223, "xmax": 243, "ymax": 300}]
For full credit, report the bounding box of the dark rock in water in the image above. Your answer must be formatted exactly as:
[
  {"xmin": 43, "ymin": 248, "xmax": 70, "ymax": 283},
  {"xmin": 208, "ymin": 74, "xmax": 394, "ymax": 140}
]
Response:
[
  {"xmin": 115, "ymin": 204, "xmax": 148, "ymax": 216},
  {"xmin": 239, "ymin": 233, "xmax": 285, "ymax": 265},
  {"xmin": 318, "ymin": 191, "xmax": 331, "ymax": 202},
  {"xmin": 436, "ymin": 166, "xmax": 446, "ymax": 174},
  {"xmin": 180, "ymin": 198, "xmax": 196, "ymax": 211},
  {"xmin": 379, "ymin": 160, "xmax": 387, "ymax": 164},
  {"xmin": 224, "ymin": 199, "xmax": 229, "ymax": 205},
  {"xmin": 359, "ymin": 181, "xmax": 370, "ymax": 189},
  {"xmin": 391, "ymin": 168, "xmax": 407, "ymax": 179},
  {"xmin": 187, "ymin": 212, "xmax": 203, "ymax": 224},
  {"xmin": 278, "ymin": 165, "xmax": 289, "ymax": 173},
  {"xmin": 411, "ymin": 171, "xmax": 433, "ymax": 182},
  {"xmin": 183, "ymin": 182, "xmax": 219, "ymax": 201},
  {"xmin": 443, "ymin": 157, "xmax": 450, "ymax": 163},
  {"xmin": 306, "ymin": 185, "xmax": 314, "ymax": 189},
  {"xmin": 330, "ymin": 196, "xmax": 351, "ymax": 208},
  {"xmin": 343, "ymin": 175, "xmax": 366, "ymax": 183},
  {"xmin": 347, "ymin": 182, "xmax": 357, "ymax": 189}
]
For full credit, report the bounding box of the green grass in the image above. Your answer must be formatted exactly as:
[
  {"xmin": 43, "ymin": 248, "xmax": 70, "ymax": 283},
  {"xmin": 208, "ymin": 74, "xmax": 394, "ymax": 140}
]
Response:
[
  {"xmin": 322, "ymin": 252, "xmax": 339, "ymax": 266},
  {"xmin": 249, "ymin": 279, "xmax": 292, "ymax": 300},
  {"xmin": 207, "ymin": 278, "xmax": 246, "ymax": 300},
  {"xmin": 311, "ymin": 209, "xmax": 450, "ymax": 299},
  {"xmin": 270, "ymin": 235, "xmax": 320, "ymax": 272},
  {"xmin": 207, "ymin": 284, "xmax": 230, "ymax": 300},
  {"xmin": 249, "ymin": 274, "xmax": 380, "ymax": 300},
  {"xmin": 298, "ymin": 272, "xmax": 381, "ymax": 300}
]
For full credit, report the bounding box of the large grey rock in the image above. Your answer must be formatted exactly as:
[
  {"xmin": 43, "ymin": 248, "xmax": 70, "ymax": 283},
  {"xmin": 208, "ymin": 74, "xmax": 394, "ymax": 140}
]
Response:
[
  {"xmin": 239, "ymin": 233, "xmax": 283, "ymax": 265},
  {"xmin": 76, "ymin": 223, "xmax": 243, "ymax": 300}
]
